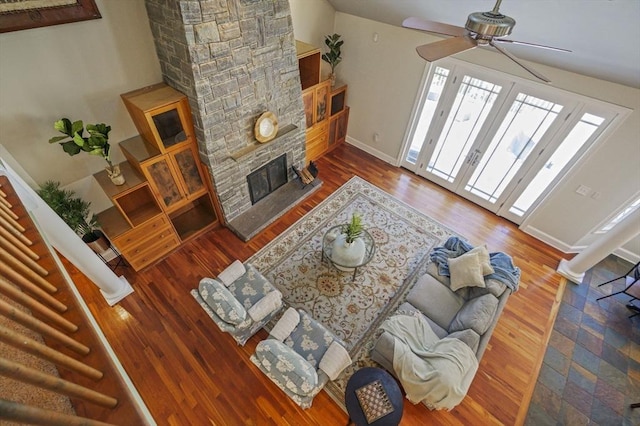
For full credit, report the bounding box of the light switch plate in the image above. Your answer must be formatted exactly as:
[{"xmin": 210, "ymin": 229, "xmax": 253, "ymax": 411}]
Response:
[{"xmin": 576, "ymin": 185, "xmax": 591, "ymax": 196}]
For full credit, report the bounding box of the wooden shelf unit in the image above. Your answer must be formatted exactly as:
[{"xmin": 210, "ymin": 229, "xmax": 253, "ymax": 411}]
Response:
[
  {"xmin": 296, "ymin": 41, "xmax": 350, "ymax": 163},
  {"xmin": 94, "ymin": 84, "xmax": 221, "ymax": 271}
]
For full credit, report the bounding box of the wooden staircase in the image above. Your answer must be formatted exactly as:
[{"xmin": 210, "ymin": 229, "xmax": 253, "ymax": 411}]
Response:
[{"xmin": 0, "ymin": 175, "xmax": 149, "ymax": 425}]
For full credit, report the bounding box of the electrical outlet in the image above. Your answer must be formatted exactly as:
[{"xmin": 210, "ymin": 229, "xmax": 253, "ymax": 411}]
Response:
[
  {"xmin": 591, "ymin": 191, "xmax": 602, "ymax": 200},
  {"xmin": 576, "ymin": 185, "xmax": 591, "ymax": 196}
]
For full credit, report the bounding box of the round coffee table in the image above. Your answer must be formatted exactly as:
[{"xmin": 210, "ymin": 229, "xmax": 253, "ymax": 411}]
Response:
[
  {"xmin": 322, "ymin": 225, "xmax": 375, "ymax": 281},
  {"xmin": 345, "ymin": 367, "xmax": 403, "ymax": 426}
]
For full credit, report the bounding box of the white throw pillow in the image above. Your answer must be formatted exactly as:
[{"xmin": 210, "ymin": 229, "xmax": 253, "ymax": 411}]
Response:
[
  {"xmin": 248, "ymin": 290, "xmax": 282, "ymax": 322},
  {"xmin": 448, "ymin": 252, "xmax": 486, "ymax": 291},
  {"xmin": 269, "ymin": 307, "xmax": 300, "ymax": 342},
  {"xmin": 217, "ymin": 260, "xmax": 247, "ymax": 287},
  {"xmin": 319, "ymin": 341, "xmax": 352, "ymax": 380},
  {"xmin": 466, "ymin": 245, "xmax": 494, "ymax": 276}
]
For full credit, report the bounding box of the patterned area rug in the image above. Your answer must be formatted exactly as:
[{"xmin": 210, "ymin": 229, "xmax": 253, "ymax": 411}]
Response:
[{"xmin": 249, "ymin": 176, "xmax": 456, "ymax": 408}]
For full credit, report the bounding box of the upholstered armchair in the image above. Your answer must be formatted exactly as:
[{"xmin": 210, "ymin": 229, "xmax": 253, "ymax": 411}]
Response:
[
  {"xmin": 250, "ymin": 307, "xmax": 352, "ymax": 409},
  {"xmin": 195, "ymin": 260, "xmax": 283, "ymax": 345}
]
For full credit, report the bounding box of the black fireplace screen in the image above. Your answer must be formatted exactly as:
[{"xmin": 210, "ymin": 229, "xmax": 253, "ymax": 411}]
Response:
[{"xmin": 246, "ymin": 154, "xmax": 287, "ymax": 204}]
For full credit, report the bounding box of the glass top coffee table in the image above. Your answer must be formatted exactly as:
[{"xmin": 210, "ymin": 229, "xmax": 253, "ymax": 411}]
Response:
[{"xmin": 322, "ymin": 225, "xmax": 375, "ymax": 281}]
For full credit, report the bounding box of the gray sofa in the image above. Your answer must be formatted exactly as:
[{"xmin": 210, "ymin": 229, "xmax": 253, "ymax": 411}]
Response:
[{"xmin": 371, "ymin": 261, "xmax": 511, "ymax": 400}]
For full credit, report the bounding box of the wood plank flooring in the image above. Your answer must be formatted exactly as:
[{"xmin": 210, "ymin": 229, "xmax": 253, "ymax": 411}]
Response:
[{"xmin": 66, "ymin": 143, "xmax": 566, "ymax": 425}]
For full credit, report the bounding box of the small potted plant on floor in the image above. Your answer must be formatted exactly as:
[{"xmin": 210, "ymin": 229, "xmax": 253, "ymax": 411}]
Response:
[
  {"xmin": 332, "ymin": 212, "xmax": 366, "ymax": 269},
  {"xmin": 49, "ymin": 118, "xmax": 125, "ymax": 185},
  {"xmin": 322, "ymin": 33, "xmax": 343, "ymax": 87},
  {"xmin": 36, "ymin": 180, "xmax": 110, "ymax": 252}
]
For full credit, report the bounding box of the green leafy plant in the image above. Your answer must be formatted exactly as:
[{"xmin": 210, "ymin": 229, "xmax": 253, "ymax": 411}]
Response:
[
  {"xmin": 342, "ymin": 213, "xmax": 363, "ymax": 244},
  {"xmin": 49, "ymin": 118, "xmax": 113, "ymax": 169},
  {"xmin": 321, "ymin": 33, "xmax": 343, "ymax": 75},
  {"xmin": 36, "ymin": 180, "xmax": 99, "ymax": 240}
]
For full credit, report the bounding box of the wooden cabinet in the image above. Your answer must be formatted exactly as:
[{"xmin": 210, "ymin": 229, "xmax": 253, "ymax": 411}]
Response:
[
  {"xmin": 328, "ymin": 83, "xmax": 350, "ymax": 151},
  {"xmin": 296, "ymin": 40, "xmax": 321, "ymax": 90},
  {"xmin": 296, "ymin": 41, "xmax": 349, "ymax": 163},
  {"xmin": 94, "ymin": 162, "xmax": 179, "ymax": 271},
  {"xmin": 121, "ymin": 83, "xmax": 195, "ymax": 154},
  {"xmin": 329, "ymin": 106, "xmax": 350, "ymax": 149},
  {"xmin": 94, "ymin": 84, "xmax": 220, "ymax": 271},
  {"xmin": 132, "ymin": 143, "xmax": 207, "ymax": 213},
  {"xmin": 302, "ymin": 79, "xmax": 330, "ymax": 130}
]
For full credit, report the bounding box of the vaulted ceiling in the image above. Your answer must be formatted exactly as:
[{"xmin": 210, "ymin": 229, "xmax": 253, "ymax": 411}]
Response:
[{"xmin": 326, "ymin": 0, "xmax": 640, "ymax": 88}]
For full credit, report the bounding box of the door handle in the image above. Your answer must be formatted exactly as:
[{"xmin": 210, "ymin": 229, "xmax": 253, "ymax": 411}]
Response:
[{"xmin": 471, "ymin": 149, "xmax": 482, "ymax": 167}]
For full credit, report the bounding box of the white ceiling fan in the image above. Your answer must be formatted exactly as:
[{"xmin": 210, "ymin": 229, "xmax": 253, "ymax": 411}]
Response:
[{"xmin": 403, "ymin": 0, "xmax": 570, "ymax": 83}]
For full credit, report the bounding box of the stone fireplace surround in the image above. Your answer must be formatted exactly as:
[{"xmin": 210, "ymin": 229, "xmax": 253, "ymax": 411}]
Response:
[{"xmin": 144, "ymin": 0, "xmax": 309, "ymax": 230}]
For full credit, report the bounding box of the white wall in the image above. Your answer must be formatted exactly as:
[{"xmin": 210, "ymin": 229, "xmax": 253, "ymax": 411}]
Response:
[
  {"xmin": 294, "ymin": 10, "xmax": 639, "ymax": 260},
  {"xmin": 289, "ymin": 0, "xmax": 336, "ymax": 79},
  {"xmin": 0, "ymin": 0, "xmax": 162, "ymax": 187}
]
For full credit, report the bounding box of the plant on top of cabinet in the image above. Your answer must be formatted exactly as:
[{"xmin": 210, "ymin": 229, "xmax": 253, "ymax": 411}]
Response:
[
  {"xmin": 49, "ymin": 118, "xmax": 125, "ymax": 185},
  {"xmin": 322, "ymin": 33, "xmax": 343, "ymax": 86}
]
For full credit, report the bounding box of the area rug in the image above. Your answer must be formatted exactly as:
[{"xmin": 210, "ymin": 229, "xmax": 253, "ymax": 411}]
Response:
[{"xmin": 247, "ymin": 175, "xmax": 457, "ymax": 408}]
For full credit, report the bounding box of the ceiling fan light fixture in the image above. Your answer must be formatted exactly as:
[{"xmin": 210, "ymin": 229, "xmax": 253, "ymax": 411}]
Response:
[{"xmin": 465, "ymin": 11, "xmax": 515, "ymax": 37}]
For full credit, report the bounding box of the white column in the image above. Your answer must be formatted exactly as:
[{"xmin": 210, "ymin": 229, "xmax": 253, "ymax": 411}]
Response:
[
  {"xmin": 557, "ymin": 206, "xmax": 640, "ymax": 284},
  {"xmin": 0, "ymin": 154, "xmax": 134, "ymax": 306}
]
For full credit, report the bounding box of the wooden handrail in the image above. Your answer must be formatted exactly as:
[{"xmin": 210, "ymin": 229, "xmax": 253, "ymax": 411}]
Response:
[
  {"xmin": 0, "ymin": 399, "xmax": 117, "ymax": 426},
  {"xmin": 1, "ymin": 175, "xmax": 148, "ymax": 425},
  {"xmin": 0, "ymin": 297, "xmax": 89, "ymax": 355},
  {"xmin": 0, "ymin": 358, "xmax": 118, "ymax": 408}
]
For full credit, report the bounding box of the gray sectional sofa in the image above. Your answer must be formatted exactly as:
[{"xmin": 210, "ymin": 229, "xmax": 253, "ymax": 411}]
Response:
[{"xmin": 371, "ymin": 261, "xmax": 513, "ymax": 408}]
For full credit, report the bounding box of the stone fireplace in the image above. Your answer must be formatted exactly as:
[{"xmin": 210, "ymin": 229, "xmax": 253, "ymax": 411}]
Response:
[{"xmin": 144, "ymin": 0, "xmax": 311, "ymax": 237}]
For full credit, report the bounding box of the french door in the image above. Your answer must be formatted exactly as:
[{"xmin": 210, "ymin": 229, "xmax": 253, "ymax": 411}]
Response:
[{"xmin": 402, "ymin": 59, "xmax": 618, "ymax": 224}]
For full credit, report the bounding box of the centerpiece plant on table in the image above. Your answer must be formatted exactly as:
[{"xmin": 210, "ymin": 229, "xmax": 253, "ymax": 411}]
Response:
[{"xmin": 332, "ymin": 212, "xmax": 366, "ymax": 269}]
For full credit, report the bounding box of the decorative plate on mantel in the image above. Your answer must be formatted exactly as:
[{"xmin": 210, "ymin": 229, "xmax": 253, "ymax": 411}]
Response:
[{"xmin": 254, "ymin": 111, "xmax": 278, "ymax": 143}]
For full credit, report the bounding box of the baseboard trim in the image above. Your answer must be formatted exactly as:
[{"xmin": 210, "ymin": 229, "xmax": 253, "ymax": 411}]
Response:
[{"xmin": 344, "ymin": 137, "xmax": 398, "ymax": 165}]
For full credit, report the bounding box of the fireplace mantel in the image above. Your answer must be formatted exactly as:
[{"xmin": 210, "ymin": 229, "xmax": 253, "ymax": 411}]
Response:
[{"xmin": 230, "ymin": 124, "xmax": 298, "ymax": 161}]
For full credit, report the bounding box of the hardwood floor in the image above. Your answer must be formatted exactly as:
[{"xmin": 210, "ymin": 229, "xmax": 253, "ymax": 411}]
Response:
[{"xmin": 67, "ymin": 143, "xmax": 566, "ymax": 425}]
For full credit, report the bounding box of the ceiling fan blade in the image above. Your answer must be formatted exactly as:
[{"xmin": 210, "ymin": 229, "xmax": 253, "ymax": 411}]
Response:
[
  {"xmin": 489, "ymin": 41, "xmax": 551, "ymax": 83},
  {"xmin": 493, "ymin": 38, "xmax": 571, "ymax": 52},
  {"xmin": 402, "ymin": 17, "xmax": 467, "ymax": 37},
  {"xmin": 416, "ymin": 36, "xmax": 478, "ymax": 62}
]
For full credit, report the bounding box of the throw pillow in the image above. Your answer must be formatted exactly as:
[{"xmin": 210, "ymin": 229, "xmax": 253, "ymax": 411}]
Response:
[
  {"xmin": 247, "ymin": 290, "xmax": 282, "ymax": 322},
  {"xmin": 270, "ymin": 307, "xmax": 300, "ymax": 342},
  {"xmin": 448, "ymin": 294, "xmax": 499, "ymax": 335},
  {"xmin": 198, "ymin": 278, "xmax": 247, "ymax": 326},
  {"xmin": 466, "ymin": 245, "xmax": 495, "ymax": 276},
  {"xmin": 448, "ymin": 252, "xmax": 486, "ymax": 291},
  {"xmin": 319, "ymin": 341, "xmax": 352, "ymax": 380},
  {"xmin": 217, "ymin": 260, "xmax": 246, "ymax": 287}
]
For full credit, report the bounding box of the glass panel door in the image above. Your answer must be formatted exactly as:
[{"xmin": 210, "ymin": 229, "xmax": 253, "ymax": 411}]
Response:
[
  {"xmin": 458, "ymin": 93, "xmax": 564, "ymax": 209},
  {"xmin": 403, "ymin": 66, "xmax": 450, "ymax": 166},
  {"xmin": 425, "ymin": 76, "xmax": 502, "ymax": 185},
  {"xmin": 499, "ymin": 111, "xmax": 611, "ymax": 223},
  {"xmin": 401, "ymin": 58, "xmax": 623, "ymax": 224}
]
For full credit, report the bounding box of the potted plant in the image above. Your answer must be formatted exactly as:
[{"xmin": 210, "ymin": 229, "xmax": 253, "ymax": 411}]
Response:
[
  {"xmin": 321, "ymin": 33, "xmax": 343, "ymax": 87},
  {"xmin": 49, "ymin": 118, "xmax": 125, "ymax": 185},
  {"xmin": 332, "ymin": 213, "xmax": 366, "ymax": 270},
  {"xmin": 36, "ymin": 180, "xmax": 110, "ymax": 253}
]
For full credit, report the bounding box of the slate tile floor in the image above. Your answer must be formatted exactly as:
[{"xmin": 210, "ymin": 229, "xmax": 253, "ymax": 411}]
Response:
[{"xmin": 526, "ymin": 255, "xmax": 640, "ymax": 425}]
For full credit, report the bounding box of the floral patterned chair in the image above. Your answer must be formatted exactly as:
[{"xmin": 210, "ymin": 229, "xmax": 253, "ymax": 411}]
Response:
[
  {"xmin": 194, "ymin": 260, "xmax": 283, "ymax": 345},
  {"xmin": 250, "ymin": 307, "xmax": 352, "ymax": 408}
]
